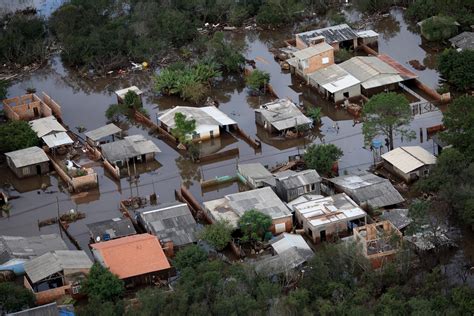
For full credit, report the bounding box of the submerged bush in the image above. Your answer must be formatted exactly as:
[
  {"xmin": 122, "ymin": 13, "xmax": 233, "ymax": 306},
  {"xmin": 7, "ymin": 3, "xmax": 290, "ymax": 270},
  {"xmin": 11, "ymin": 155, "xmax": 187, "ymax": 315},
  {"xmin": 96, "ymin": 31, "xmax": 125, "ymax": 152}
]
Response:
[{"xmin": 245, "ymin": 69, "xmax": 270, "ymax": 91}]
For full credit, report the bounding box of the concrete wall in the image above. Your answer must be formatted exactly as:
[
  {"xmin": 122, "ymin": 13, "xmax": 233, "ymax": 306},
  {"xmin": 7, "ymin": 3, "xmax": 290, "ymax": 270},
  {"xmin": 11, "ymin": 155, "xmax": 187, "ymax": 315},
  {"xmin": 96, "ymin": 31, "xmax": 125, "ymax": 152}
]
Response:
[
  {"xmin": 42, "ymin": 92, "xmax": 62, "ymax": 120},
  {"xmin": 270, "ymin": 216, "xmax": 293, "ymax": 234},
  {"xmin": 302, "ymin": 50, "xmax": 334, "ymax": 74},
  {"xmin": 24, "ymin": 277, "xmax": 69, "ymax": 305},
  {"xmin": 295, "ymin": 36, "xmax": 308, "ymax": 49},
  {"xmin": 333, "ymin": 84, "xmax": 362, "ymax": 102},
  {"xmin": 7, "ymin": 159, "xmax": 49, "ymax": 179}
]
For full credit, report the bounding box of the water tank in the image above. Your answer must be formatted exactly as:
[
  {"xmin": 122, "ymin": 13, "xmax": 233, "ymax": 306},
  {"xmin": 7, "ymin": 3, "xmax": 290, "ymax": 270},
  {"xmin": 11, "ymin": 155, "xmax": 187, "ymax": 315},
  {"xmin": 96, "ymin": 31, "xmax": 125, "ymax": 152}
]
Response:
[{"xmin": 372, "ymin": 139, "xmax": 383, "ymax": 149}]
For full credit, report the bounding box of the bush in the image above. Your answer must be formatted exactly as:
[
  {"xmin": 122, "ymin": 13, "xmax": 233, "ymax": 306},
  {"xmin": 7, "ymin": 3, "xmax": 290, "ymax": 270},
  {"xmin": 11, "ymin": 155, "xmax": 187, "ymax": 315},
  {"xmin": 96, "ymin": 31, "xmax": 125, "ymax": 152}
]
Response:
[
  {"xmin": 229, "ymin": 6, "xmax": 250, "ymax": 26},
  {"xmin": 0, "ymin": 282, "xmax": 35, "ymax": 313},
  {"xmin": 307, "ymin": 107, "xmax": 322, "ymax": 123},
  {"xmin": 303, "ymin": 144, "xmax": 343, "ymax": 176},
  {"xmin": 207, "ymin": 32, "xmax": 245, "ymax": 73},
  {"xmin": 81, "ymin": 263, "xmax": 124, "ymax": 302},
  {"xmin": 0, "ymin": 121, "xmax": 40, "ymax": 153},
  {"xmin": 420, "ymin": 16, "xmax": 458, "ymax": 42},
  {"xmin": 334, "ymin": 48, "xmax": 352, "ymax": 63},
  {"xmin": 200, "ymin": 220, "xmax": 233, "ymax": 250},
  {"xmin": 174, "ymin": 245, "xmax": 208, "ymax": 270},
  {"xmin": 238, "ymin": 210, "xmax": 272, "ymax": 243},
  {"xmin": 245, "ymin": 69, "xmax": 270, "ymax": 91},
  {"xmin": 438, "ymin": 49, "xmax": 474, "ymax": 91}
]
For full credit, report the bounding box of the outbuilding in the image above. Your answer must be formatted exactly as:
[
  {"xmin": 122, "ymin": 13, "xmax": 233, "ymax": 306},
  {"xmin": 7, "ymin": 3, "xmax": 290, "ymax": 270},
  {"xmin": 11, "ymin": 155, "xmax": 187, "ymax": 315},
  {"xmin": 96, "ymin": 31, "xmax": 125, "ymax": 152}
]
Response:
[
  {"xmin": 308, "ymin": 64, "xmax": 361, "ymax": 103},
  {"xmin": 255, "ymin": 99, "xmax": 312, "ymax": 135},
  {"xmin": 5, "ymin": 147, "xmax": 50, "ymax": 178},
  {"xmin": 84, "ymin": 123, "xmax": 122, "ymax": 147},
  {"xmin": 101, "ymin": 135, "xmax": 161, "ymax": 168},
  {"xmin": 273, "ymin": 169, "xmax": 321, "ymax": 202},
  {"xmin": 237, "ymin": 163, "xmax": 275, "ymax": 188}
]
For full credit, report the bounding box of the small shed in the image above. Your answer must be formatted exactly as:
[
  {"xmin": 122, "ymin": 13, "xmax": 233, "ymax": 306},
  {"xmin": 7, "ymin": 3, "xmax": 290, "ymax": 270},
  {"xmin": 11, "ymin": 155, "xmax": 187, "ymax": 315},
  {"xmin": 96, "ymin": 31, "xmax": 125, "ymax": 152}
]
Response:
[
  {"xmin": 84, "ymin": 123, "xmax": 122, "ymax": 147},
  {"xmin": 237, "ymin": 163, "xmax": 275, "ymax": 188},
  {"xmin": 114, "ymin": 86, "xmax": 143, "ymax": 104},
  {"xmin": 135, "ymin": 202, "xmax": 200, "ymax": 249},
  {"xmin": 449, "ymin": 31, "xmax": 474, "ymax": 51},
  {"xmin": 379, "ymin": 209, "xmax": 412, "ymax": 231},
  {"xmin": 101, "ymin": 135, "xmax": 161, "ymax": 167},
  {"xmin": 308, "ymin": 64, "xmax": 361, "ymax": 102},
  {"xmin": 255, "ymin": 99, "xmax": 312, "ymax": 134},
  {"xmin": 381, "ymin": 146, "xmax": 437, "ymax": 183},
  {"xmin": 87, "ymin": 217, "xmax": 137, "ymax": 243},
  {"xmin": 273, "ymin": 169, "xmax": 321, "ymax": 202},
  {"xmin": 5, "ymin": 147, "xmax": 50, "ymax": 178}
]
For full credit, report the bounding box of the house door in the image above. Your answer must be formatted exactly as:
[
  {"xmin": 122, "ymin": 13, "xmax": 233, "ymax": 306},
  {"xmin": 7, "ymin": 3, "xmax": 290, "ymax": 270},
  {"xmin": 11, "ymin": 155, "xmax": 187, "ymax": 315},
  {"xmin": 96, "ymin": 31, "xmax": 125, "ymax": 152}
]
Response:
[
  {"xmin": 320, "ymin": 230, "xmax": 326, "ymax": 242},
  {"xmin": 36, "ymin": 165, "xmax": 42, "ymax": 175},
  {"xmin": 33, "ymin": 107, "xmax": 39, "ymax": 118}
]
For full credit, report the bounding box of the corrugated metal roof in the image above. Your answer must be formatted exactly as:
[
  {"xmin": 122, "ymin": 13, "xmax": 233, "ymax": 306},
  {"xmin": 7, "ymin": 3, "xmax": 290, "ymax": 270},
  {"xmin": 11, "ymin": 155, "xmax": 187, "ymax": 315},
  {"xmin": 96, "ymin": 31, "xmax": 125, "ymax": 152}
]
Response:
[
  {"xmin": 275, "ymin": 169, "xmax": 321, "ymax": 190},
  {"xmin": 29, "ymin": 117, "xmax": 66, "ymax": 138},
  {"xmin": 270, "ymin": 233, "xmax": 312, "ymax": 255},
  {"xmin": 87, "ymin": 218, "xmax": 136, "ymax": 242},
  {"xmin": 0, "ymin": 234, "xmax": 67, "ymax": 264},
  {"xmin": 6, "ymin": 302, "xmax": 58, "ymax": 316},
  {"xmin": 115, "ymin": 86, "xmax": 143, "ymax": 99},
  {"xmin": 357, "ymin": 30, "xmax": 379, "ymax": 38},
  {"xmin": 25, "ymin": 250, "xmax": 92, "ymax": 284},
  {"xmin": 5, "ymin": 146, "xmax": 49, "ymax": 168},
  {"xmin": 309, "ymin": 64, "xmax": 361, "ymax": 93},
  {"xmin": 329, "ymin": 172, "xmax": 405, "ymax": 209},
  {"xmin": 159, "ymin": 106, "xmax": 236, "ymax": 131},
  {"xmin": 255, "ymin": 99, "xmax": 312, "ymax": 131},
  {"xmin": 379, "ymin": 209, "xmax": 412, "ymax": 230},
  {"xmin": 84, "ymin": 124, "xmax": 122, "ymax": 142},
  {"xmin": 449, "ymin": 31, "xmax": 474, "ymax": 50},
  {"xmin": 382, "ymin": 146, "xmax": 436, "ymax": 174},
  {"xmin": 297, "ymin": 24, "xmax": 359, "ymax": 45},
  {"xmin": 136, "ymin": 202, "xmax": 199, "ymax": 246},
  {"xmin": 101, "ymin": 135, "xmax": 161, "ymax": 162},
  {"xmin": 238, "ymin": 163, "xmax": 273, "ymax": 181},
  {"xmin": 42, "ymin": 132, "xmax": 74, "ymax": 148},
  {"xmin": 254, "ymin": 246, "xmax": 313, "ymax": 276},
  {"xmin": 292, "ymin": 42, "xmax": 333, "ymax": 60}
]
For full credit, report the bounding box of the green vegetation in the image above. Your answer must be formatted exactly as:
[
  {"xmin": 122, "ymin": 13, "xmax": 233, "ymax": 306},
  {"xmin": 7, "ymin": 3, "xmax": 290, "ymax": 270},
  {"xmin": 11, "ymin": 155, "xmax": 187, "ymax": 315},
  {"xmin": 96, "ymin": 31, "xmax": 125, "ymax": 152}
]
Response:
[
  {"xmin": 171, "ymin": 112, "xmax": 197, "ymax": 144},
  {"xmin": 0, "ymin": 80, "xmax": 9, "ymax": 100},
  {"xmin": 207, "ymin": 32, "xmax": 246, "ymax": 73},
  {"xmin": 307, "ymin": 107, "xmax": 322, "ymax": 124},
  {"xmin": 334, "ymin": 48, "xmax": 352, "ymax": 63},
  {"xmin": 245, "ymin": 69, "xmax": 270, "ymax": 91},
  {"xmin": 200, "ymin": 220, "xmax": 233, "ymax": 250},
  {"xmin": 154, "ymin": 61, "xmax": 222, "ymax": 102},
  {"xmin": 105, "ymin": 91, "xmax": 144, "ymax": 122},
  {"xmin": 438, "ymin": 49, "xmax": 474, "ymax": 91},
  {"xmin": 0, "ymin": 282, "xmax": 35, "ymax": 313},
  {"xmin": 420, "ymin": 16, "xmax": 458, "ymax": 42},
  {"xmin": 362, "ymin": 92, "xmax": 415, "ymax": 150},
  {"xmin": 304, "ymin": 143, "xmax": 343, "ymax": 176},
  {"xmin": 0, "ymin": 121, "xmax": 40, "ymax": 153},
  {"xmin": 173, "ymin": 245, "xmax": 208, "ymax": 270},
  {"xmin": 406, "ymin": 0, "xmax": 474, "ymax": 27},
  {"xmin": 256, "ymin": 0, "xmax": 305, "ymax": 27},
  {"xmin": 81, "ymin": 263, "xmax": 124, "ymax": 303},
  {"xmin": 238, "ymin": 210, "xmax": 272, "ymax": 243},
  {"xmin": 354, "ymin": 0, "xmax": 392, "ymax": 13},
  {"xmin": 0, "ymin": 14, "xmax": 47, "ymax": 66}
]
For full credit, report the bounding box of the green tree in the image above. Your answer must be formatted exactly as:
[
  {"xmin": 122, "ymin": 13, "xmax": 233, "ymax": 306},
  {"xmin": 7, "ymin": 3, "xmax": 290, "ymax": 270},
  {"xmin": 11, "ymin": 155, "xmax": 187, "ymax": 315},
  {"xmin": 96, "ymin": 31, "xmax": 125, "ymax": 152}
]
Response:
[
  {"xmin": 362, "ymin": 92, "xmax": 414, "ymax": 150},
  {"xmin": 81, "ymin": 263, "xmax": 124, "ymax": 302},
  {"xmin": 171, "ymin": 112, "xmax": 196, "ymax": 144},
  {"xmin": 438, "ymin": 49, "xmax": 474, "ymax": 91},
  {"xmin": 77, "ymin": 298, "xmax": 124, "ymax": 316},
  {"xmin": 207, "ymin": 32, "xmax": 245, "ymax": 73},
  {"xmin": 307, "ymin": 107, "xmax": 322, "ymax": 124},
  {"xmin": 420, "ymin": 16, "xmax": 458, "ymax": 42},
  {"xmin": 200, "ymin": 220, "xmax": 233, "ymax": 250},
  {"xmin": 354, "ymin": 0, "xmax": 392, "ymax": 13},
  {"xmin": 173, "ymin": 244, "xmax": 208, "ymax": 270},
  {"xmin": 0, "ymin": 121, "xmax": 40, "ymax": 153},
  {"xmin": 238, "ymin": 209, "xmax": 272, "ymax": 243},
  {"xmin": 303, "ymin": 144, "xmax": 343, "ymax": 176},
  {"xmin": 0, "ymin": 80, "xmax": 8, "ymax": 100},
  {"xmin": 441, "ymin": 96, "xmax": 474, "ymax": 159},
  {"xmin": 245, "ymin": 69, "xmax": 270, "ymax": 91},
  {"xmin": 0, "ymin": 282, "xmax": 35, "ymax": 313}
]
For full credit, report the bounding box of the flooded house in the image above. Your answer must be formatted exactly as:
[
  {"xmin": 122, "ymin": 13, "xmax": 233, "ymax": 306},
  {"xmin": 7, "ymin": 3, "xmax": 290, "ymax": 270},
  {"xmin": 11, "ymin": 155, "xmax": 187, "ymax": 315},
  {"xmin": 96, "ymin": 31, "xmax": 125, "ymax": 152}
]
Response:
[
  {"xmin": 255, "ymin": 99, "xmax": 312, "ymax": 135},
  {"xmin": 354, "ymin": 221, "xmax": 402, "ymax": 268},
  {"xmin": 379, "ymin": 209, "xmax": 412, "ymax": 232},
  {"xmin": 308, "ymin": 64, "xmax": 361, "ymax": 103},
  {"xmin": 23, "ymin": 250, "xmax": 93, "ymax": 305},
  {"xmin": 158, "ymin": 106, "xmax": 237, "ymax": 142},
  {"xmin": 87, "ymin": 217, "xmax": 137, "ymax": 243},
  {"xmin": 290, "ymin": 193, "xmax": 367, "ymax": 244},
  {"xmin": 90, "ymin": 234, "xmax": 172, "ymax": 286},
  {"xmin": 0, "ymin": 234, "xmax": 67, "ymax": 275},
  {"xmin": 101, "ymin": 135, "xmax": 161, "ymax": 170},
  {"xmin": 255, "ymin": 233, "xmax": 314, "ymax": 276},
  {"xmin": 135, "ymin": 202, "xmax": 200, "ymax": 253},
  {"xmin": 2, "ymin": 92, "xmax": 62, "ymax": 122},
  {"xmin": 203, "ymin": 187, "xmax": 293, "ymax": 234},
  {"xmin": 237, "ymin": 163, "xmax": 275, "ymax": 189},
  {"xmin": 295, "ymin": 24, "xmax": 360, "ymax": 51},
  {"xmin": 273, "ymin": 169, "xmax": 321, "ymax": 202},
  {"xmin": 114, "ymin": 86, "xmax": 143, "ymax": 104},
  {"xmin": 325, "ymin": 172, "xmax": 405, "ymax": 210},
  {"xmin": 29, "ymin": 116, "xmax": 74, "ymax": 152},
  {"xmin": 356, "ymin": 30, "xmax": 379, "ymax": 48},
  {"xmin": 84, "ymin": 123, "xmax": 122, "ymax": 147},
  {"xmin": 449, "ymin": 31, "xmax": 474, "ymax": 51},
  {"xmin": 5, "ymin": 146, "xmax": 50, "ymax": 178},
  {"xmin": 381, "ymin": 146, "xmax": 437, "ymax": 183},
  {"xmin": 287, "ymin": 42, "xmax": 335, "ymax": 78}
]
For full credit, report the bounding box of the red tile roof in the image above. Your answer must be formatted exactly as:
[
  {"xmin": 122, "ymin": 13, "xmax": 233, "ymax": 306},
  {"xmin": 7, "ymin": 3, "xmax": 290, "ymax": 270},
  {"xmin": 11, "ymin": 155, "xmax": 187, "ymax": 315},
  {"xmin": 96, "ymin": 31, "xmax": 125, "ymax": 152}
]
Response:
[{"xmin": 91, "ymin": 234, "xmax": 170, "ymax": 279}]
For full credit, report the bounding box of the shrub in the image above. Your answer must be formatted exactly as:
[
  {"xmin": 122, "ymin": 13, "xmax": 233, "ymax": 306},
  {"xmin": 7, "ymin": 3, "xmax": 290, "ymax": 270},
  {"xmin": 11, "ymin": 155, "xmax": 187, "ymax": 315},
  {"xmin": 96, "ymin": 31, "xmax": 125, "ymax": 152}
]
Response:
[
  {"xmin": 200, "ymin": 220, "xmax": 233, "ymax": 250},
  {"xmin": 245, "ymin": 69, "xmax": 270, "ymax": 91},
  {"xmin": 238, "ymin": 210, "xmax": 272, "ymax": 243},
  {"xmin": 81, "ymin": 263, "xmax": 124, "ymax": 302},
  {"xmin": 174, "ymin": 245, "xmax": 208, "ymax": 270},
  {"xmin": 0, "ymin": 282, "xmax": 35, "ymax": 313},
  {"xmin": 307, "ymin": 107, "xmax": 322, "ymax": 123},
  {"xmin": 0, "ymin": 121, "xmax": 40, "ymax": 153},
  {"xmin": 303, "ymin": 144, "xmax": 343, "ymax": 176}
]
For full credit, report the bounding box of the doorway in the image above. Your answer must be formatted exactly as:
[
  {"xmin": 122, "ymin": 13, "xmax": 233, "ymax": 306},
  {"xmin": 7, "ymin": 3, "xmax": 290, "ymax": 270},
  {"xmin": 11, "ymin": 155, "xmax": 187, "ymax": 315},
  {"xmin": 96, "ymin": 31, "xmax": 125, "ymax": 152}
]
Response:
[
  {"xmin": 36, "ymin": 165, "xmax": 42, "ymax": 175},
  {"xmin": 320, "ymin": 230, "xmax": 326, "ymax": 242},
  {"xmin": 33, "ymin": 107, "xmax": 39, "ymax": 118}
]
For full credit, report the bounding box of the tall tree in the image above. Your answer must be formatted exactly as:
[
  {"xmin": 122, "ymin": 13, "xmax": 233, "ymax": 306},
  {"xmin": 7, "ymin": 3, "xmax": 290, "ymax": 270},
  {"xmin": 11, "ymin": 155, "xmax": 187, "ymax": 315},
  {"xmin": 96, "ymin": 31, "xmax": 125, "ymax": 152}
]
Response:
[
  {"xmin": 362, "ymin": 92, "xmax": 415, "ymax": 150},
  {"xmin": 81, "ymin": 263, "xmax": 124, "ymax": 303},
  {"xmin": 303, "ymin": 144, "xmax": 343, "ymax": 177},
  {"xmin": 0, "ymin": 121, "xmax": 39, "ymax": 153},
  {"xmin": 200, "ymin": 220, "xmax": 233, "ymax": 250},
  {"xmin": 238, "ymin": 209, "xmax": 272, "ymax": 243},
  {"xmin": 438, "ymin": 49, "xmax": 474, "ymax": 91},
  {"xmin": 173, "ymin": 245, "xmax": 208, "ymax": 270}
]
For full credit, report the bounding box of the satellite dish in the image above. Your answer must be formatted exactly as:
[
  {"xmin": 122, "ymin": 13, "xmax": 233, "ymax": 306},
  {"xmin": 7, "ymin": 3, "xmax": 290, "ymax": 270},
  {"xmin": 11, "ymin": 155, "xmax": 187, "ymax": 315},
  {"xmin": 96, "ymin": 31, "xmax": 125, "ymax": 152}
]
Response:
[{"xmin": 96, "ymin": 236, "xmax": 101, "ymax": 242}]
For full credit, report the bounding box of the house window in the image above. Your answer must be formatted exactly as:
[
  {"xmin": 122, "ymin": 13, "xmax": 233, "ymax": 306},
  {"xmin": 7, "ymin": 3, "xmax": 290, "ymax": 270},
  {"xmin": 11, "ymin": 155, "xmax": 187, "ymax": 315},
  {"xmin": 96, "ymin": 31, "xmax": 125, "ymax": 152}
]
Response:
[
  {"xmin": 297, "ymin": 187, "xmax": 304, "ymax": 196},
  {"xmin": 322, "ymin": 57, "xmax": 329, "ymax": 64},
  {"xmin": 300, "ymin": 59, "xmax": 309, "ymax": 70},
  {"xmin": 22, "ymin": 167, "xmax": 30, "ymax": 176},
  {"xmin": 71, "ymin": 285, "xmax": 81, "ymax": 294}
]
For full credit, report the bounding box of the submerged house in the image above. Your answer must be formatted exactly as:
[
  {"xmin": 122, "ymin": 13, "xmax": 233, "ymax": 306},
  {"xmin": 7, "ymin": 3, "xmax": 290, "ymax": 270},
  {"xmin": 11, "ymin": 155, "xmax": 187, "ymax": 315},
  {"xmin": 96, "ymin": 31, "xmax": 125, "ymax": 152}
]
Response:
[
  {"xmin": 237, "ymin": 163, "xmax": 275, "ymax": 189},
  {"xmin": 115, "ymin": 86, "xmax": 143, "ymax": 104},
  {"xmin": 290, "ymin": 193, "xmax": 367, "ymax": 244},
  {"xmin": 326, "ymin": 172, "xmax": 405, "ymax": 210},
  {"xmin": 0, "ymin": 234, "xmax": 67, "ymax": 275},
  {"xmin": 135, "ymin": 202, "xmax": 200, "ymax": 251},
  {"xmin": 273, "ymin": 169, "xmax": 321, "ymax": 202},
  {"xmin": 354, "ymin": 221, "xmax": 402, "ymax": 268},
  {"xmin": 90, "ymin": 234, "xmax": 172, "ymax": 286},
  {"xmin": 308, "ymin": 64, "xmax": 361, "ymax": 103},
  {"xmin": 255, "ymin": 99, "xmax": 312, "ymax": 135},
  {"xmin": 295, "ymin": 24, "xmax": 359, "ymax": 51},
  {"xmin": 5, "ymin": 147, "xmax": 50, "ymax": 179},
  {"xmin": 381, "ymin": 146, "xmax": 437, "ymax": 183},
  {"xmin": 24, "ymin": 250, "xmax": 93, "ymax": 305},
  {"xmin": 204, "ymin": 187, "xmax": 293, "ymax": 234},
  {"xmin": 87, "ymin": 217, "xmax": 137, "ymax": 243},
  {"xmin": 101, "ymin": 135, "xmax": 161, "ymax": 168},
  {"xmin": 158, "ymin": 106, "xmax": 237, "ymax": 142},
  {"xmin": 449, "ymin": 31, "xmax": 474, "ymax": 51},
  {"xmin": 2, "ymin": 92, "xmax": 61, "ymax": 122},
  {"xmin": 29, "ymin": 116, "xmax": 74, "ymax": 151},
  {"xmin": 84, "ymin": 123, "xmax": 122, "ymax": 147},
  {"xmin": 287, "ymin": 42, "xmax": 334, "ymax": 77}
]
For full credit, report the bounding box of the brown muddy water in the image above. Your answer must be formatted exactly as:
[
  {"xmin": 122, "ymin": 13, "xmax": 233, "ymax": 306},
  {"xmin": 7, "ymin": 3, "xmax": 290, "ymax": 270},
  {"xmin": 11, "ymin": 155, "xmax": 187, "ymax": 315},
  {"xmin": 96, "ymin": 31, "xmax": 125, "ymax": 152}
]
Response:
[{"xmin": 1, "ymin": 7, "xmax": 472, "ymax": 284}]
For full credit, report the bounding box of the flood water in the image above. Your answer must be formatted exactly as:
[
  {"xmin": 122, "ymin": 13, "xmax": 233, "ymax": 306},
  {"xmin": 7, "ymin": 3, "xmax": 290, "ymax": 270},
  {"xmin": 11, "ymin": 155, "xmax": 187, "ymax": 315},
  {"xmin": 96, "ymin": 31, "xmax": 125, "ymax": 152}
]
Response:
[{"xmin": 1, "ymin": 7, "xmax": 471, "ymax": 284}]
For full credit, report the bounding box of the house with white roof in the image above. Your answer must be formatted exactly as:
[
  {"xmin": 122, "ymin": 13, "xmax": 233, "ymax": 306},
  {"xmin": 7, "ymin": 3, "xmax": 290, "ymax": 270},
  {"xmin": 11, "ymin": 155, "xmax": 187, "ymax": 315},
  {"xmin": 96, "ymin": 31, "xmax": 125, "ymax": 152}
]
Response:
[
  {"xmin": 381, "ymin": 146, "xmax": 437, "ymax": 183},
  {"xmin": 158, "ymin": 106, "xmax": 237, "ymax": 142},
  {"xmin": 289, "ymin": 193, "xmax": 367, "ymax": 244}
]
